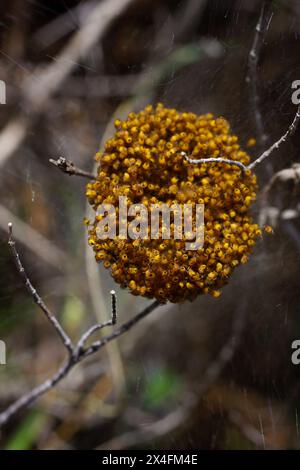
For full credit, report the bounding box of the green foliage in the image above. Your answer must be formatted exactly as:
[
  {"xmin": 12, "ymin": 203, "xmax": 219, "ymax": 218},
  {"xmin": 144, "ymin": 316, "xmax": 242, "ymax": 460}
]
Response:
[
  {"xmin": 5, "ymin": 411, "xmax": 47, "ymax": 450},
  {"xmin": 143, "ymin": 367, "xmax": 182, "ymax": 409}
]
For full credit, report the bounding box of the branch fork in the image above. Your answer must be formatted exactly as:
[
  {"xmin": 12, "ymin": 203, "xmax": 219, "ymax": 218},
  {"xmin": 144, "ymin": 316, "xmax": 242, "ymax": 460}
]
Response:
[
  {"xmin": 0, "ymin": 224, "xmax": 160, "ymax": 428},
  {"xmin": 182, "ymin": 102, "xmax": 300, "ymax": 174}
]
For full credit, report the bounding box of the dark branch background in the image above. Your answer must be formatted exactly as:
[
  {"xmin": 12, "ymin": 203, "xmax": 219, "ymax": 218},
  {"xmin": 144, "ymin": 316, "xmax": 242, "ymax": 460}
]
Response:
[{"xmin": 0, "ymin": 0, "xmax": 300, "ymax": 450}]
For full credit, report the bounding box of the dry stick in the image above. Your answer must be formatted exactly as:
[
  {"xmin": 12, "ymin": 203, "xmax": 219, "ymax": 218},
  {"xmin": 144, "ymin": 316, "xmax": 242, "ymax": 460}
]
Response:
[
  {"xmin": 0, "ymin": 225, "xmax": 161, "ymax": 428},
  {"xmin": 51, "ymin": 98, "xmax": 300, "ymax": 182},
  {"xmin": 185, "ymin": 1, "xmax": 299, "ymax": 175},
  {"xmin": 246, "ymin": 1, "xmax": 273, "ymax": 149},
  {"xmin": 76, "ymin": 291, "xmax": 117, "ymax": 354},
  {"xmin": 49, "ymin": 157, "xmax": 96, "ymax": 180},
  {"xmin": 184, "ymin": 103, "xmax": 300, "ymax": 172},
  {"xmin": 7, "ymin": 223, "xmax": 74, "ymax": 355},
  {"xmin": 184, "ymin": 154, "xmax": 248, "ymax": 171},
  {"xmin": 0, "ymin": 300, "xmax": 160, "ymax": 428},
  {"xmin": 81, "ymin": 300, "xmax": 161, "ymax": 360},
  {"xmin": 248, "ymin": 104, "xmax": 300, "ymax": 170}
]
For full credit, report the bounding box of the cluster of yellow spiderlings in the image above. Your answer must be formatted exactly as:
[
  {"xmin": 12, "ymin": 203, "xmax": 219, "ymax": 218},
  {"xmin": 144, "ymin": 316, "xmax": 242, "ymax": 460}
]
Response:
[{"xmin": 86, "ymin": 104, "xmax": 261, "ymax": 303}]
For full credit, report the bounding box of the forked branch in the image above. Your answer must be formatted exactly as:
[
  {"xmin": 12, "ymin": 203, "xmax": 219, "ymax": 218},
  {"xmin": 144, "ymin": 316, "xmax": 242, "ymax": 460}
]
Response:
[
  {"xmin": 246, "ymin": 0, "xmax": 273, "ymax": 148},
  {"xmin": 0, "ymin": 224, "xmax": 161, "ymax": 428},
  {"xmin": 51, "ymin": 99, "xmax": 300, "ymax": 182},
  {"xmin": 184, "ymin": 104, "xmax": 300, "ymax": 173},
  {"xmin": 185, "ymin": 1, "xmax": 299, "ymax": 175}
]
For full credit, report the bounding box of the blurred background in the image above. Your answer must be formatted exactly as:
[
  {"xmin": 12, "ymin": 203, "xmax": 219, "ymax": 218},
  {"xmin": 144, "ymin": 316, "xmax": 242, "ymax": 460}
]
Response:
[{"xmin": 1, "ymin": 0, "xmax": 300, "ymax": 450}]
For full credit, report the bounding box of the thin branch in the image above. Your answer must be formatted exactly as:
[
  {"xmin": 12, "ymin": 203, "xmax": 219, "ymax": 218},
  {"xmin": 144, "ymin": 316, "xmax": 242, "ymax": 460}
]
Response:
[
  {"xmin": 81, "ymin": 300, "xmax": 161, "ymax": 360},
  {"xmin": 0, "ymin": 358, "xmax": 74, "ymax": 428},
  {"xmin": 246, "ymin": 1, "xmax": 273, "ymax": 149},
  {"xmin": 49, "ymin": 157, "xmax": 97, "ymax": 180},
  {"xmin": 184, "ymin": 1, "xmax": 298, "ymax": 175},
  {"xmin": 183, "ymin": 153, "xmax": 248, "ymax": 172},
  {"xmin": 8, "ymin": 223, "xmax": 74, "ymax": 354},
  {"xmin": 248, "ymin": 104, "xmax": 300, "ymax": 170},
  {"xmin": 0, "ymin": 227, "xmax": 161, "ymax": 428},
  {"xmin": 184, "ymin": 103, "xmax": 300, "ymax": 173},
  {"xmin": 0, "ymin": 301, "xmax": 159, "ymax": 428},
  {"xmin": 76, "ymin": 290, "xmax": 117, "ymax": 354},
  {"xmin": 111, "ymin": 289, "xmax": 117, "ymax": 325}
]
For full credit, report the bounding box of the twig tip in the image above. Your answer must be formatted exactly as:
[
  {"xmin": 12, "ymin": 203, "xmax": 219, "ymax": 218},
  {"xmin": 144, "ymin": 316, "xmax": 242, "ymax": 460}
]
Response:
[{"xmin": 110, "ymin": 290, "xmax": 117, "ymax": 324}]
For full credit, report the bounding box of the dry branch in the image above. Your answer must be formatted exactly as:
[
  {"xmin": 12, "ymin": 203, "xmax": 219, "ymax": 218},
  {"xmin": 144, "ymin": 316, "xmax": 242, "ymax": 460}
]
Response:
[
  {"xmin": 184, "ymin": 104, "xmax": 300, "ymax": 173},
  {"xmin": 246, "ymin": 1, "xmax": 273, "ymax": 149},
  {"xmin": 0, "ymin": 224, "xmax": 161, "ymax": 428},
  {"xmin": 8, "ymin": 223, "xmax": 74, "ymax": 354},
  {"xmin": 49, "ymin": 157, "xmax": 96, "ymax": 180}
]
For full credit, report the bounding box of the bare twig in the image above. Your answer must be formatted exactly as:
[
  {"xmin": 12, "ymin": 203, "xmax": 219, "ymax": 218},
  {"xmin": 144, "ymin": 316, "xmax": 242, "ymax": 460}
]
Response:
[
  {"xmin": 76, "ymin": 291, "xmax": 117, "ymax": 354},
  {"xmin": 184, "ymin": 153, "xmax": 248, "ymax": 172},
  {"xmin": 49, "ymin": 157, "xmax": 97, "ymax": 180},
  {"xmin": 8, "ymin": 222, "xmax": 73, "ymax": 354},
  {"xmin": 184, "ymin": 103, "xmax": 300, "ymax": 173},
  {"xmin": 0, "ymin": 225, "xmax": 161, "ymax": 428},
  {"xmin": 111, "ymin": 290, "xmax": 117, "ymax": 324},
  {"xmin": 8, "ymin": 223, "xmax": 74, "ymax": 354},
  {"xmin": 184, "ymin": 1, "xmax": 298, "ymax": 176},
  {"xmin": 56, "ymin": 103, "xmax": 300, "ymax": 185},
  {"xmin": 246, "ymin": 1, "xmax": 273, "ymax": 149},
  {"xmin": 248, "ymin": 104, "xmax": 300, "ymax": 170},
  {"xmin": 81, "ymin": 300, "xmax": 161, "ymax": 360}
]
